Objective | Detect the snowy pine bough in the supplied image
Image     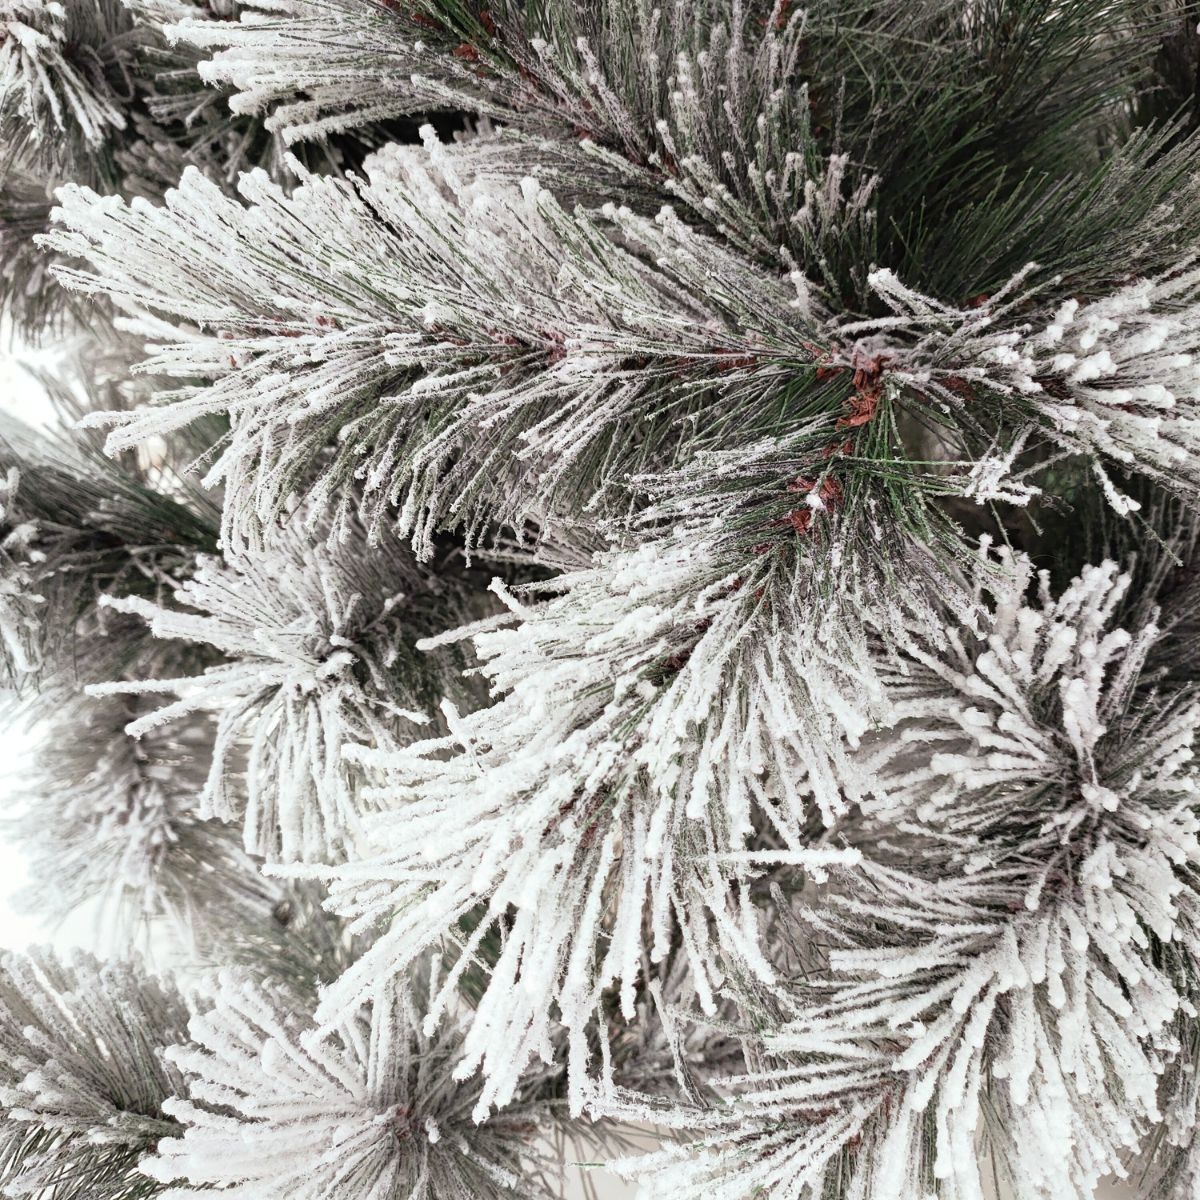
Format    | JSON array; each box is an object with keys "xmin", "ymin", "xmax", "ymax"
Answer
[{"xmin": 6, "ymin": 2, "xmax": 1200, "ymax": 1198}]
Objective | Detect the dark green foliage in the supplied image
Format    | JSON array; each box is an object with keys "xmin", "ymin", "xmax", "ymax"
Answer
[{"xmin": 0, "ymin": 401, "xmax": 219, "ymax": 693}]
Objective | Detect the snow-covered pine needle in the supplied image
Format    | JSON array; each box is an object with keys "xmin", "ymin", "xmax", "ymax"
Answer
[
  {"xmin": 0, "ymin": 947, "xmax": 190, "ymax": 1200},
  {"xmin": 144, "ymin": 968, "xmax": 575, "ymax": 1200},
  {"xmin": 86, "ymin": 518, "xmax": 472, "ymax": 862},
  {"xmin": 614, "ymin": 548, "xmax": 1200, "ymax": 1197},
  {"xmin": 42, "ymin": 135, "xmax": 824, "ymax": 558},
  {"xmin": 6, "ymin": 693, "xmax": 272, "ymax": 952}
]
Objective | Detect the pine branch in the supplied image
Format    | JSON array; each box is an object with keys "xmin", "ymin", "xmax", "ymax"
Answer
[
  {"xmin": 0, "ymin": 0, "xmax": 132, "ymax": 172},
  {"xmin": 43, "ymin": 139, "xmax": 840, "ymax": 556},
  {"xmin": 5, "ymin": 693, "xmax": 273, "ymax": 954},
  {"xmin": 0, "ymin": 405, "xmax": 219, "ymax": 696},
  {"xmin": 0, "ymin": 948, "xmax": 190, "ymax": 1200},
  {"xmin": 612, "ymin": 548, "xmax": 1200, "ymax": 1197},
  {"xmin": 87, "ymin": 514, "xmax": 484, "ymax": 861},
  {"xmin": 835, "ymin": 260, "xmax": 1200, "ymax": 518},
  {"xmin": 310, "ymin": 466, "xmax": 977, "ymax": 1113},
  {"xmin": 216, "ymin": 879, "xmax": 366, "ymax": 1004},
  {"xmin": 177, "ymin": 0, "xmax": 879, "ymax": 281},
  {"xmin": 144, "ymin": 966, "xmax": 588, "ymax": 1199},
  {"xmin": 0, "ymin": 0, "xmax": 351, "ymax": 340}
]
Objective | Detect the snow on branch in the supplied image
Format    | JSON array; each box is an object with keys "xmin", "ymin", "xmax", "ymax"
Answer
[
  {"xmin": 86, "ymin": 518, "xmax": 473, "ymax": 862},
  {"xmin": 853, "ymin": 263, "xmax": 1200, "ymax": 514},
  {"xmin": 7, "ymin": 693, "xmax": 272, "ymax": 951},
  {"xmin": 145, "ymin": 967, "xmax": 575, "ymax": 1200},
  {"xmin": 0, "ymin": 948, "xmax": 190, "ymax": 1199},
  {"xmin": 311, "ymin": 501, "xmax": 948, "ymax": 1114},
  {"xmin": 174, "ymin": 0, "xmax": 874, "ymax": 275},
  {"xmin": 0, "ymin": 467, "xmax": 44, "ymax": 678},
  {"xmin": 0, "ymin": 0, "xmax": 128, "ymax": 155},
  {"xmin": 0, "ymin": 413, "xmax": 221, "ymax": 698},
  {"xmin": 616, "ymin": 548, "xmax": 1200, "ymax": 1196},
  {"xmin": 43, "ymin": 135, "xmax": 824, "ymax": 557}
]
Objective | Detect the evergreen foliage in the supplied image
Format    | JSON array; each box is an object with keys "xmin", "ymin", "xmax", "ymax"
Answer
[
  {"xmin": 0, "ymin": 948, "xmax": 189, "ymax": 1200},
  {"xmin": 4, "ymin": 2, "xmax": 1200, "ymax": 1198}
]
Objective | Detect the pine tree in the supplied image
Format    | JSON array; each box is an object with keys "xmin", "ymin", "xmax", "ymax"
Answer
[{"xmin": 4, "ymin": 2, "xmax": 1200, "ymax": 1198}]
